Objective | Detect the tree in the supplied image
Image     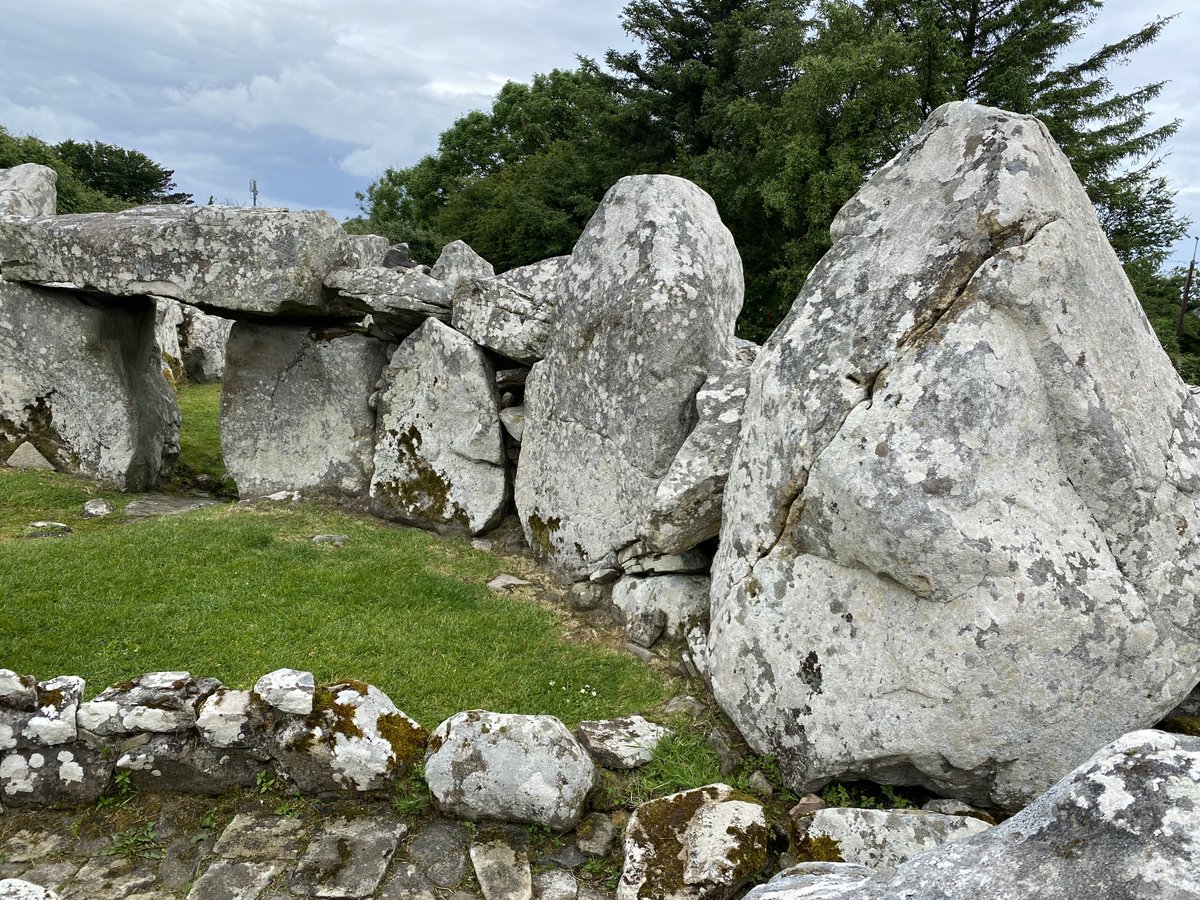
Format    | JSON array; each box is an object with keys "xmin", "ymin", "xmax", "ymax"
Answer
[
  {"xmin": 349, "ymin": 68, "xmax": 647, "ymax": 265},
  {"xmin": 351, "ymin": 0, "xmax": 1188, "ymax": 356},
  {"xmin": 0, "ymin": 126, "xmax": 124, "ymax": 213},
  {"xmin": 55, "ymin": 139, "xmax": 192, "ymax": 205},
  {"xmin": 867, "ymin": 0, "xmax": 1187, "ymax": 268}
]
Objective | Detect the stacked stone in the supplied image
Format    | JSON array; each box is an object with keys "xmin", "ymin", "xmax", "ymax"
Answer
[{"xmin": 0, "ymin": 668, "xmax": 425, "ymax": 806}]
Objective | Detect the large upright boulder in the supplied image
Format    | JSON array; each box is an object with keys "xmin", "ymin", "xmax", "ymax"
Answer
[
  {"xmin": 221, "ymin": 323, "xmax": 387, "ymax": 498},
  {"xmin": 0, "ymin": 280, "xmax": 179, "ymax": 490},
  {"xmin": 370, "ymin": 318, "xmax": 508, "ymax": 535},
  {"xmin": 0, "ymin": 205, "xmax": 355, "ymax": 319},
  {"xmin": 707, "ymin": 102, "xmax": 1200, "ymax": 810},
  {"xmin": 0, "ymin": 164, "xmax": 56, "ymax": 216},
  {"xmin": 747, "ymin": 731, "xmax": 1200, "ymax": 899},
  {"xmin": 515, "ymin": 175, "xmax": 743, "ymax": 578}
]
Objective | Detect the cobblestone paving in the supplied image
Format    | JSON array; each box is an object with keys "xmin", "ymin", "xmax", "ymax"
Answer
[{"xmin": 0, "ymin": 791, "xmax": 620, "ymax": 899}]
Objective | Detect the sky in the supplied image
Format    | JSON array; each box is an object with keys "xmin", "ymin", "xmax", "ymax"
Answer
[{"xmin": 0, "ymin": 0, "xmax": 1197, "ymax": 269}]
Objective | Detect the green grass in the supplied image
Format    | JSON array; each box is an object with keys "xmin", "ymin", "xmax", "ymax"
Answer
[
  {"xmin": 171, "ymin": 382, "xmax": 233, "ymax": 493},
  {"xmin": 0, "ymin": 382, "xmax": 674, "ymax": 730}
]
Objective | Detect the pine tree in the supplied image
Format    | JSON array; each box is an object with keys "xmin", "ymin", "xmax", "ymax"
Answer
[{"xmin": 869, "ymin": 0, "xmax": 1187, "ymax": 267}]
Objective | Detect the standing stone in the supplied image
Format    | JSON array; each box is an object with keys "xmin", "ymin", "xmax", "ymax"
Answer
[
  {"xmin": 0, "ymin": 164, "xmax": 56, "ymax": 216},
  {"xmin": 179, "ymin": 307, "xmax": 232, "ymax": 383},
  {"xmin": 370, "ymin": 318, "xmax": 508, "ymax": 535},
  {"xmin": 515, "ymin": 175, "xmax": 744, "ymax": 578},
  {"xmin": 0, "ymin": 281, "xmax": 179, "ymax": 491},
  {"xmin": 707, "ymin": 102, "xmax": 1200, "ymax": 810},
  {"xmin": 221, "ymin": 323, "xmax": 387, "ymax": 499},
  {"xmin": 644, "ymin": 359, "xmax": 754, "ymax": 555},
  {"xmin": 155, "ymin": 298, "xmax": 186, "ymax": 382},
  {"xmin": 431, "ymin": 240, "xmax": 494, "ymax": 287},
  {"xmin": 0, "ymin": 205, "xmax": 356, "ymax": 319}
]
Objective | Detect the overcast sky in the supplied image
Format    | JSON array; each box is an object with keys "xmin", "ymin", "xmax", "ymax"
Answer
[{"xmin": 0, "ymin": 0, "xmax": 1196, "ymax": 269}]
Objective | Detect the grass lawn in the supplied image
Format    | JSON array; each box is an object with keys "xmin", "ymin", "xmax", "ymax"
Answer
[{"xmin": 0, "ymin": 384, "xmax": 675, "ymax": 731}]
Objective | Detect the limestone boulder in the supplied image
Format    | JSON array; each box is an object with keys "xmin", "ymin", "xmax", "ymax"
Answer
[
  {"xmin": 325, "ymin": 266, "xmax": 453, "ymax": 338},
  {"xmin": 644, "ymin": 360, "xmax": 753, "ymax": 555},
  {"xmin": 425, "ymin": 711, "xmax": 596, "ymax": 831},
  {"xmin": 0, "ymin": 164, "xmax": 56, "ymax": 216},
  {"xmin": 516, "ymin": 175, "xmax": 744, "ymax": 579},
  {"xmin": 77, "ymin": 672, "xmax": 221, "ymax": 736},
  {"xmin": 0, "ymin": 205, "xmax": 356, "ymax": 319},
  {"xmin": 430, "ymin": 240, "xmax": 494, "ymax": 287},
  {"xmin": 747, "ymin": 731, "xmax": 1200, "ymax": 899},
  {"xmin": 179, "ymin": 306, "xmax": 232, "ymax": 383},
  {"xmin": 115, "ymin": 735, "xmax": 263, "ymax": 794},
  {"xmin": 370, "ymin": 318, "xmax": 508, "ymax": 535},
  {"xmin": 707, "ymin": 102, "xmax": 1200, "ymax": 810},
  {"xmin": 272, "ymin": 681, "xmax": 427, "ymax": 793},
  {"xmin": 0, "ymin": 675, "xmax": 82, "ymax": 751},
  {"xmin": 451, "ymin": 256, "xmax": 569, "ymax": 364},
  {"xmin": 347, "ymin": 233, "xmax": 391, "ymax": 268},
  {"xmin": 612, "ymin": 575, "xmax": 710, "ymax": 642},
  {"xmin": 221, "ymin": 323, "xmax": 387, "ymax": 499},
  {"xmin": 451, "ymin": 277, "xmax": 552, "ymax": 365},
  {"xmin": 0, "ymin": 880, "xmax": 59, "ymax": 900},
  {"xmin": 0, "ymin": 281, "xmax": 179, "ymax": 490},
  {"xmin": 618, "ymin": 784, "xmax": 769, "ymax": 900},
  {"xmin": 382, "ymin": 243, "xmax": 416, "ymax": 269},
  {"xmin": 790, "ymin": 808, "xmax": 990, "ymax": 870},
  {"xmin": 155, "ymin": 298, "xmax": 185, "ymax": 381},
  {"xmin": 0, "ymin": 742, "xmax": 113, "ymax": 807},
  {"xmin": 575, "ymin": 716, "xmax": 672, "ymax": 769}
]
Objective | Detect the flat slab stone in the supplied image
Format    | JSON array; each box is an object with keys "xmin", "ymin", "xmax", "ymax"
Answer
[
  {"xmin": 0, "ymin": 205, "xmax": 356, "ymax": 320},
  {"xmin": 469, "ymin": 829, "xmax": 531, "ymax": 900},
  {"xmin": 213, "ymin": 814, "xmax": 308, "ymax": 862},
  {"xmin": 405, "ymin": 820, "xmax": 470, "ymax": 890},
  {"xmin": 62, "ymin": 857, "xmax": 157, "ymax": 900},
  {"xmin": 292, "ymin": 817, "xmax": 406, "ymax": 897},
  {"xmin": 186, "ymin": 861, "xmax": 282, "ymax": 900},
  {"xmin": 123, "ymin": 495, "xmax": 218, "ymax": 518},
  {"xmin": 0, "ymin": 831, "xmax": 70, "ymax": 865},
  {"xmin": 221, "ymin": 323, "xmax": 387, "ymax": 500},
  {"xmin": 378, "ymin": 864, "xmax": 438, "ymax": 900}
]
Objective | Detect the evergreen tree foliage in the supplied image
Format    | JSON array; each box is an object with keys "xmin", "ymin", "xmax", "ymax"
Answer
[
  {"xmin": 0, "ymin": 126, "xmax": 190, "ymax": 212},
  {"xmin": 351, "ymin": 0, "xmax": 1189, "ymax": 361},
  {"xmin": 55, "ymin": 139, "xmax": 192, "ymax": 206}
]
